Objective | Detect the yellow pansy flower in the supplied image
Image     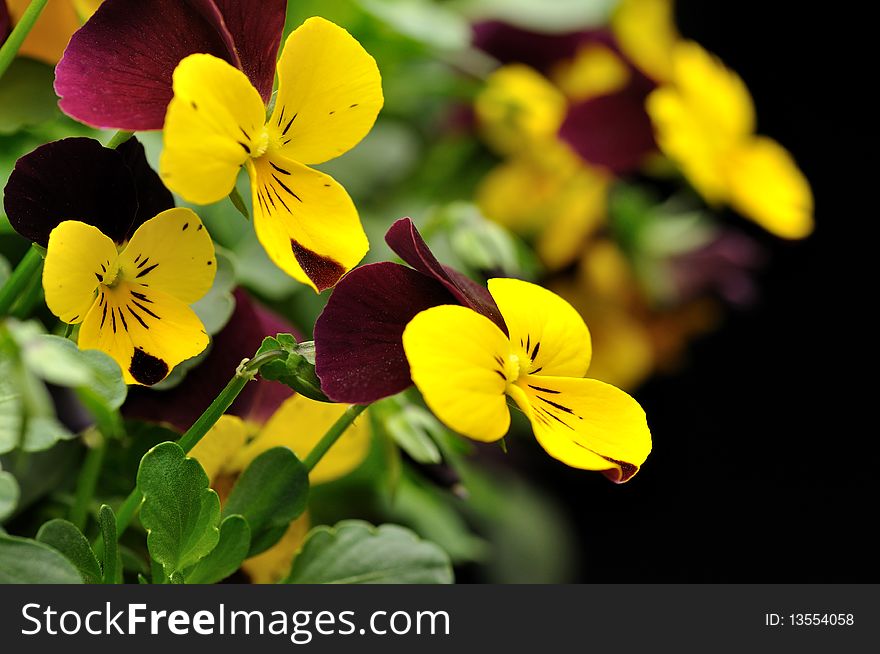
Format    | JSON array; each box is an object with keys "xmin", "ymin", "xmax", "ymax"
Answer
[
  {"xmin": 402, "ymin": 278, "xmax": 651, "ymax": 482},
  {"xmin": 189, "ymin": 394, "xmax": 372, "ymax": 583},
  {"xmin": 160, "ymin": 17, "xmax": 383, "ymax": 292},
  {"xmin": 43, "ymin": 209, "xmax": 215, "ymax": 386},
  {"xmin": 647, "ymin": 41, "xmax": 813, "ymax": 239},
  {"xmin": 611, "ymin": 0, "xmax": 679, "ymax": 83}
]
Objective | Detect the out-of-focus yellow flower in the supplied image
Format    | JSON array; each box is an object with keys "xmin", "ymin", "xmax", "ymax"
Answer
[
  {"xmin": 189, "ymin": 394, "xmax": 372, "ymax": 582},
  {"xmin": 551, "ymin": 43, "xmax": 631, "ymax": 102},
  {"xmin": 612, "ymin": 0, "xmax": 679, "ymax": 82},
  {"xmin": 7, "ymin": 0, "xmax": 99, "ymax": 65},
  {"xmin": 475, "ymin": 64, "xmax": 566, "ymax": 155},
  {"xmin": 647, "ymin": 41, "xmax": 813, "ymax": 239}
]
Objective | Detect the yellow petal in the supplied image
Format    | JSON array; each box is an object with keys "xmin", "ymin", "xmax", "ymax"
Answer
[
  {"xmin": 726, "ymin": 137, "xmax": 814, "ymax": 239},
  {"xmin": 231, "ymin": 395, "xmax": 371, "ymax": 485},
  {"xmin": 487, "ymin": 278, "xmax": 591, "ymax": 378},
  {"xmin": 611, "ymin": 0, "xmax": 678, "ymax": 83},
  {"xmin": 117, "ymin": 208, "xmax": 216, "ymax": 303},
  {"xmin": 513, "ymin": 375, "xmax": 651, "ymax": 481},
  {"xmin": 10, "ymin": 0, "xmax": 82, "ymax": 65},
  {"xmin": 248, "ymin": 154, "xmax": 368, "ymax": 292},
  {"xmin": 475, "ymin": 64, "xmax": 567, "ymax": 155},
  {"xmin": 160, "ymin": 54, "xmax": 267, "ymax": 205},
  {"xmin": 242, "ymin": 514, "xmax": 310, "ymax": 584},
  {"xmin": 78, "ymin": 283, "xmax": 209, "ymax": 386},
  {"xmin": 402, "ymin": 305, "xmax": 511, "ymax": 443},
  {"xmin": 551, "ymin": 43, "xmax": 630, "ymax": 102},
  {"xmin": 43, "ymin": 220, "xmax": 118, "ymax": 324},
  {"xmin": 189, "ymin": 415, "xmax": 249, "ymax": 485},
  {"xmin": 268, "ymin": 17, "xmax": 383, "ymax": 166}
]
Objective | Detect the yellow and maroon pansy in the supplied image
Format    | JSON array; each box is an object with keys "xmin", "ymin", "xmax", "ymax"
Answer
[
  {"xmin": 402, "ymin": 278, "xmax": 651, "ymax": 482},
  {"xmin": 160, "ymin": 17, "xmax": 384, "ymax": 292},
  {"xmin": 3, "ymin": 137, "xmax": 215, "ymax": 386}
]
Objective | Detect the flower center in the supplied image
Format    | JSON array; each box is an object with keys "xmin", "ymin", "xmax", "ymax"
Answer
[
  {"xmin": 251, "ymin": 128, "xmax": 270, "ymax": 159},
  {"xmin": 504, "ymin": 351, "xmax": 526, "ymax": 384}
]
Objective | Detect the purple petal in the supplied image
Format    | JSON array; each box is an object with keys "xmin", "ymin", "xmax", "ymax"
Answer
[
  {"xmin": 385, "ymin": 218, "xmax": 507, "ymax": 333},
  {"xmin": 3, "ymin": 137, "xmax": 137, "ymax": 246},
  {"xmin": 124, "ymin": 289, "xmax": 297, "ymax": 432},
  {"xmin": 116, "ymin": 137, "xmax": 175, "ymax": 234},
  {"xmin": 1, "ymin": 3, "xmax": 11, "ymax": 46},
  {"xmin": 314, "ymin": 262, "xmax": 458, "ymax": 403},
  {"xmin": 54, "ymin": 0, "xmax": 281, "ymax": 130},
  {"xmin": 209, "ymin": 0, "xmax": 285, "ymax": 104},
  {"xmin": 558, "ymin": 88, "xmax": 657, "ymax": 174},
  {"xmin": 472, "ymin": 21, "xmax": 588, "ymax": 73}
]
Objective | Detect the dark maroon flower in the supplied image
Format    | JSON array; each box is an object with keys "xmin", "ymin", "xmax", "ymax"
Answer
[
  {"xmin": 314, "ymin": 218, "xmax": 506, "ymax": 404},
  {"xmin": 1, "ymin": 3, "xmax": 10, "ymax": 46},
  {"xmin": 473, "ymin": 21, "xmax": 657, "ymax": 174},
  {"xmin": 3, "ymin": 136, "xmax": 173, "ymax": 247},
  {"xmin": 54, "ymin": 0, "xmax": 286, "ymax": 130},
  {"xmin": 124, "ymin": 288, "xmax": 297, "ymax": 432}
]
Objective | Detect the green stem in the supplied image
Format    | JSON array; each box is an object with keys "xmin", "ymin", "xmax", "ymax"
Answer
[
  {"xmin": 70, "ymin": 435, "xmax": 107, "ymax": 531},
  {"xmin": 303, "ymin": 404, "xmax": 369, "ymax": 472},
  {"xmin": 0, "ymin": 247, "xmax": 43, "ymax": 316},
  {"xmin": 113, "ymin": 348, "xmax": 286, "ymax": 537},
  {"xmin": 106, "ymin": 131, "xmax": 134, "ymax": 149},
  {"xmin": 0, "ymin": 0, "xmax": 49, "ymax": 80}
]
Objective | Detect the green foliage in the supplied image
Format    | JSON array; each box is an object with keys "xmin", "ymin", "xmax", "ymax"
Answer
[
  {"xmin": 0, "ymin": 463, "xmax": 19, "ymax": 522},
  {"xmin": 98, "ymin": 504, "xmax": 119, "ymax": 584},
  {"xmin": 36, "ymin": 519, "xmax": 103, "ymax": 584},
  {"xmin": 184, "ymin": 515, "xmax": 250, "ymax": 584},
  {"xmin": 257, "ymin": 334, "xmax": 329, "ymax": 401},
  {"xmin": 359, "ymin": 0, "xmax": 470, "ymax": 51},
  {"xmin": 374, "ymin": 397, "xmax": 443, "ymax": 464},
  {"xmin": 0, "ymin": 533, "xmax": 83, "ymax": 583},
  {"xmin": 223, "ymin": 447, "xmax": 309, "ymax": 556},
  {"xmin": 452, "ymin": 0, "xmax": 616, "ymax": 32},
  {"xmin": 136, "ymin": 442, "xmax": 221, "ymax": 580},
  {"xmin": 284, "ymin": 520, "xmax": 453, "ymax": 584},
  {"xmin": 0, "ymin": 58, "xmax": 60, "ymax": 135}
]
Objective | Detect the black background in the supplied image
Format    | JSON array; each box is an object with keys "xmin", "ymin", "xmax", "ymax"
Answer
[{"xmin": 520, "ymin": 1, "xmax": 869, "ymax": 582}]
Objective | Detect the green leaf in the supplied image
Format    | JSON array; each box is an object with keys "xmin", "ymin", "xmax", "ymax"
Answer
[
  {"xmin": 257, "ymin": 334, "xmax": 329, "ymax": 402},
  {"xmin": 137, "ymin": 442, "xmax": 221, "ymax": 579},
  {"xmin": 0, "ymin": 254, "xmax": 10, "ymax": 287},
  {"xmin": 284, "ymin": 520, "xmax": 453, "ymax": 584},
  {"xmin": 22, "ymin": 415, "xmax": 76, "ymax": 452},
  {"xmin": 36, "ymin": 519, "xmax": 102, "ymax": 584},
  {"xmin": 452, "ymin": 0, "xmax": 616, "ymax": 32},
  {"xmin": 359, "ymin": 0, "xmax": 470, "ymax": 51},
  {"xmin": 377, "ymin": 399, "xmax": 443, "ymax": 465},
  {"xmin": 37, "ymin": 335, "xmax": 127, "ymax": 412},
  {"xmin": 185, "ymin": 515, "xmax": 250, "ymax": 584},
  {"xmin": 0, "ymin": 467, "xmax": 19, "ymax": 522},
  {"xmin": 190, "ymin": 249, "xmax": 237, "ymax": 336},
  {"xmin": 0, "ymin": 58, "xmax": 60, "ymax": 134},
  {"xmin": 223, "ymin": 447, "xmax": 308, "ymax": 556},
  {"xmin": 0, "ymin": 534, "xmax": 83, "ymax": 583},
  {"xmin": 98, "ymin": 504, "xmax": 118, "ymax": 584}
]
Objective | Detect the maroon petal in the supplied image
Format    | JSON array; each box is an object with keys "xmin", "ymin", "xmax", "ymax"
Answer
[
  {"xmin": 1, "ymin": 2, "xmax": 11, "ymax": 45},
  {"xmin": 314, "ymin": 262, "xmax": 458, "ymax": 404},
  {"xmin": 3, "ymin": 137, "xmax": 137, "ymax": 246},
  {"xmin": 116, "ymin": 137, "xmax": 175, "ymax": 236},
  {"xmin": 124, "ymin": 289, "xmax": 297, "ymax": 432},
  {"xmin": 472, "ymin": 21, "xmax": 587, "ymax": 73},
  {"xmin": 385, "ymin": 218, "xmax": 507, "ymax": 333},
  {"xmin": 54, "ymin": 0, "xmax": 282, "ymax": 130},
  {"xmin": 558, "ymin": 89, "xmax": 657, "ymax": 174},
  {"xmin": 209, "ymin": 0, "xmax": 285, "ymax": 104}
]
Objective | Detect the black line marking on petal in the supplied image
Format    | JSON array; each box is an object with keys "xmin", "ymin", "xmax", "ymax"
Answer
[
  {"xmin": 70, "ymin": 315, "xmax": 78, "ymax": 322},
  {"xmin": 270, "ymin": 161, "xmax": 291, "ymax": 175},
  {"xmin": 100, "ymin": 263, "xmax": 106, "ymax": 273},
  {"xmin": 536, "ymin": 395, "xmax": 578, "ymax": 417},
  {"xmin": 136, "ymin": 257, "xmax": 150, "ymax": 269},
  {"xmin": 350, "ymin": 103, "xmax": 358, "ymax": 108},
  {"xmin": 531, "ymin": 367, "xmax": 543, "ymax": 374},
  {"xmin": 127, "ymin": 305, "xmax": 149, "ymax": 329},
  {"xmin": 182, "ymin": 222, "xmax": 189, "ymax": 231},
  {"xmin": 263, "ymin": 184, "xmax": 277, "ymax": 210},
  {"xmin": 277, "ymin": 105, "xmax": 285, "ymax": 126},
  {"xmin": 95, "ymin": 273, "xmax": 103, "ymax": 282},
  {"xmin": 134, "ymin": 254, "xmax": 141, "ymax": 264},
  {"xmin": 536, "ymin": 405, "xmax": 573, "ymax": 430},
  {"xmin": 271, "ymin": 185, "xmax": 291, "ymax": 212},
  {"xmin": 132, "ymin": 300, "xmax": 160, "ymax": 320},
  {"xmin": 494, "ymin": 370, "xmax": 506, "ymax": 381},
  {"xmin": 323, "ymin": 183, "xmax": 330, "ymax": 188},
  {"xmin": 111, "ymin": 308, "xmax": 117, "ymax": 334},
  {"xmin": 191, "ymin": 101, "xmax": 198, "ymax": 110},
  {"xmin": 197, "ymin": 224, "xmax": 203, "ymax": 231},
  {"xmin": 526, "ymin": 334, "xmax": 530, "ymax": 353},
  {"xmin": 272, "ymin": 174, "xmax": 302, "ymax": 202},
  {"xmin": 131, "ymin": 291, "xmax": 152, "ymax": 303},
  {"xmin": 99, "ymin": 292, "xmax": 105, "ymax": 306},
  {"xmin": 530, "ymin": 341, "xmax": 541, "ymax": 360},
  {"xmin": 100, "ymin": 303, "xmax": 108, "ymax": 328},
  {"xmin": 282, "ymin": 113, "xmax": 297, "ymax": 135},
  {"xmin": 329, "ymin": 110, "xmax": 335, "ymax": 115},
  {"xmin": 238, "ymin": 141, "xmax": 251, "ymax": 154},
  {"xmin": 239, "ymin": 126, "xmax": 251, "ymax": 141},
  {"xmin": 528, "ymin": 384, "xmax": 560, "ymax": 394},
  {"xmin": 118, "ymin": 308, "xmax": 129, "ymax": 332},
  {"xmin": 129, "ymin": 348, "xmax": 169, "ymax": 386},
  {"xmin": 136, "ymin": 263, "xmax": 159, "ymax": 278}
]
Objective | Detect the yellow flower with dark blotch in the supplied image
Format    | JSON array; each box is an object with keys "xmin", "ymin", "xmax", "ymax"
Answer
[
  {"xmin": 647, "ymin": 41, "xmax": 813, "ymax": 239},
  {"xmin": 402, "ymin": 278, "xmax": 651, "ymax": 482},
  {"xmin": 160, "ymin": 17, "xmax": 383, "ymax": 292},
  {"xmin": 44, "ymin": 209, "xmax": 215, "ymax": 386}
]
